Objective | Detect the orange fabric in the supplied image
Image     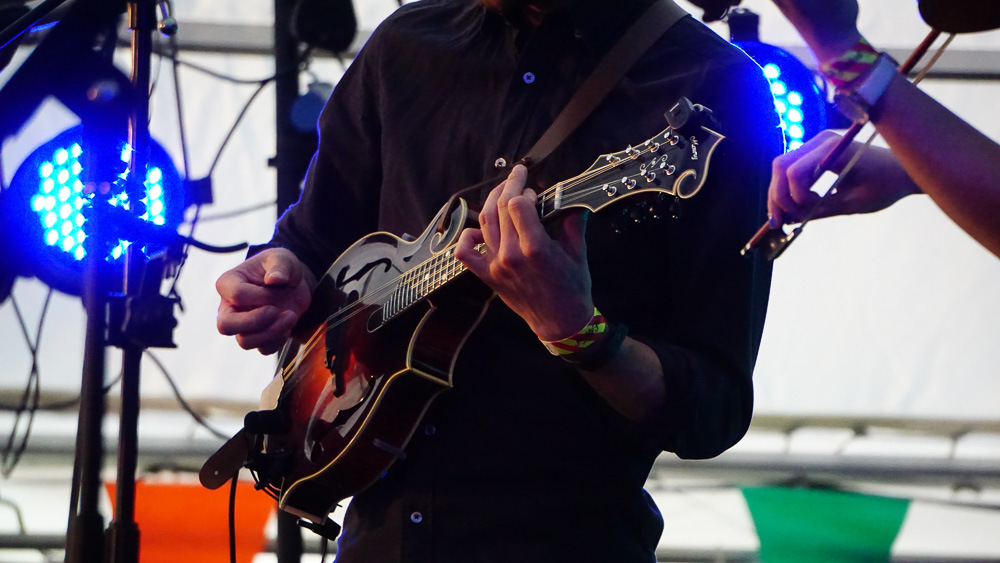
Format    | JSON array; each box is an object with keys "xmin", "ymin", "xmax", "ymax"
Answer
[{"xmin": 106, "ymin": 480, "xmax": 274, "ymax": 563}]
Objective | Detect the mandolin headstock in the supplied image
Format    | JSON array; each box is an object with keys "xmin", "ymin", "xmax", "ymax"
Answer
[{"xmin": 539, "ymin": 98, "xmax": 725, "ymax": 218}]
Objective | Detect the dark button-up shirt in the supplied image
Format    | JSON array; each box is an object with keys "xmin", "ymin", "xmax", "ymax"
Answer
[{"xmin": 269, "ymin": 0, "xmax": 783, "ymax": 560}]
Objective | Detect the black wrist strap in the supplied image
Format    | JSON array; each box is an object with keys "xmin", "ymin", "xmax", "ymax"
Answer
[{"xmin": 561, "ymin": 321, "xmax": 630, "ymax": 372}]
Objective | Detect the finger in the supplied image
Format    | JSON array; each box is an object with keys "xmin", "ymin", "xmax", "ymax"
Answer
[
  {"xmin": 219, "ymin": 277, "xmax": 297, "ymax": 310},
  {"xmin": 480, "ymin": 185, "xmax": 502, "ymax": 252},
  {"xmin": 236, "ymin": 312, "xmax": 295, "ymax": 356},
  {"xmin": 496, "ymin": 164, "xmax": 528, "ymax": 208},
  {"xmin": 767, "ymin": 171, "xmax": 786, "ymax": 228},
  {"xmin": 507, "ymin": 189, "xmax": 547, "ymax": 257},
  {"xmin": 261, "ymin": 248, "xmax": 303, "ymax": 286},
  {"xmin": 257, "ymin": 338, "xmax": 288, "ymax": 357},
  {"xmin": 769, "ymin": 154, "xmax": 797, "ymax": 225},
  {"xmin": 217, "ymin": 303, "xmax": 281, "ymax": 336},
  {"xmin": 455, "ymin": 228, "xmax": 490, "ymax": 280},
  {"xmin": 770, "ymin": 147, "xmax": 822, "ymax": 223},
  {"xmin": 771, "ymin": 176, "xmax": 807, "ymax": 223},
  {"xmin": 786, "ymin": 157, "xmax": 824, "ymax": 209},
  {"xmin": 235, "ymin": 310, "xmax": 299, "ymax": 355},
  {"xmin": 497, "ymin": 165, "xmax": 528, "ymax": 257}
]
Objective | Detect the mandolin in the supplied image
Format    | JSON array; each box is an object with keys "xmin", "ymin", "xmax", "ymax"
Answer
[{"xmin": 200, "ymin": 97, "xmax": 724, "ymax": 537}]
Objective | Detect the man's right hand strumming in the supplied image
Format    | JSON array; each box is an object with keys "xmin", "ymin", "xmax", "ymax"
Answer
[{"xmin": 215, "ymin": 247, "xmax": 315, "ymax": 355}]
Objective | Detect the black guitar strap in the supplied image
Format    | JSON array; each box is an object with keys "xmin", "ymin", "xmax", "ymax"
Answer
[
  {"xmin": 438, "ymin": 0, "xmax": 689, "ymax": 230},
  {"xmin": 519, "ymin": 0, "xmax": 688, "ymax": 167}
]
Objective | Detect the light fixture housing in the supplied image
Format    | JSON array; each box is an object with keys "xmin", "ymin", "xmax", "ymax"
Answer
[
  {"xmin": 3, "ymin": 125, "xmax": 182, "ymax": 295},
  {"xmin": 735, "ymin": 41, "xmax": 828, "ymax": 151},
  {"xmin": 727, "ymin": 8, "xmax": 828, "ymax": 152}
]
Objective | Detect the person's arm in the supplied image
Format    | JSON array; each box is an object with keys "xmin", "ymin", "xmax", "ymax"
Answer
[
  {"xmin": 454, "ymin": 165, "xmax": 667, "ymax": 423},
  {"xmin": 771, "ymin": 0, "xmax": 1000, "ymax": 257},
  {"xmin": 454, "ymin": 43, "xmax": 781, "ymax": 458},
  {"xmin": 866, "ymin": 73, "xmax": 1000, "ymax": 256}
]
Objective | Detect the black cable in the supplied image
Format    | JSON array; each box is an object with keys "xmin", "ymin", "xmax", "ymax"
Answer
[
  {"xmin": 167, "ymin": 27, "xmax": 192, "ymax": 180},
  {"xmin": 0, "ymin": 496, "xmax": 42, "ymax": 559},
  {"xmin": 0, "ymin": 394, "xmax": 77, "ymax": 412},
  {"xmin": 229, "ymin": 474, "xmax": 238, "ymax": 563},
  {"xmin": 0, "ymin": 367, "xmax": 121, "ymax": 412},
  {"xmin": 161, "ymin": 32, "xmax": 302, "ymax": 301},
  {"xmin": 1, "ymin": 289, "xmax": 52, "ymax": 477},
  {"xmin": 206, "ymin": 79, "xmax": 271, "ymax": 178},
  {"xmin": 0, "ymin": 495, "xmax": 27, "ymax": 533},
  {"xmin": 158, "ymin": 43, "xmax": 312, "ymax": 86},
  {"xmin": 167, "ymin": 55, "xmax": 287, "ymax": 85},
  {"xmin": 180, "ymin": 199, "xmax": 276, "ymax": 224},
  {"xmin": 178, "ymin": 236, "xmax": 248, "ymax": 253},
  {"xmin": 148, "ymin": 35, "xmax": 162, "ymax": 106},
  {"xmin": 143, "ymin": 350, "xmax": 230, "ymax": 440},
  {"xmin": 201, "ymin": 45, "xmax": 312, "ymax": 179},
  {"xmin": 163, "ymin": 16, "xmax": 195, "ymax": 304}
]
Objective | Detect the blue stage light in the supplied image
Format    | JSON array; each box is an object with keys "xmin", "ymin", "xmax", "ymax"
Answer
[
  {"xmin": 3, "ymin": 126, "xmax": 181, "ymax": 295},
  {"xmin": 734, "ymin": 42, "xmax": 827, "ymax": 152}
]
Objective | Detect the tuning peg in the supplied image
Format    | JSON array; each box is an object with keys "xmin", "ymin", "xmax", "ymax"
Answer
[
  {"xmin": 665, "ymin": 97, "xmax": 695, "ymax": 134},
  {"xmin": 665, "ymin": 97, "xmax": 714, "ymax": 139}
]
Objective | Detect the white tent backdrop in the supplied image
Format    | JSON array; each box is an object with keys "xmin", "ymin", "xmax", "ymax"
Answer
[{"xmin": 1, "ymin": 0, "xmax": 999, "ymax": 560}]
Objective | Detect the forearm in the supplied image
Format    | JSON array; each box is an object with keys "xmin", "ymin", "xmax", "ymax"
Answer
[
  {"xmin": 871, "ymin": 74, "xmax": 1000, "ymax": 256},
  {"xmin": 575, "ymin": 334, "xmax": 753, "ymax": 459},
  {"xmin": 576, "ymin": 337, "xmax": 665, "ymax": 423},
  {"xmin": 771, "ymin": 0, "xmax": 1000, "ymax": 256}
]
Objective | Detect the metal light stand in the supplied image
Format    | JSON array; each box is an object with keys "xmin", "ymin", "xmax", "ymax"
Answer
[
  {"xmin": 3, "ymin": 2, "xmax": 235, "ymax": 560},
  {"xmin": 60, "ymin": 0, "xmax": 165, "ymax": 561},
  {"xmin": 104, "ymin": 1, "xmax": 161, "ymax": 562},
  {"xmin": 273, "ymin": 1, "xmax": 313, "ymax": 560},
  {"xmin": 0, "ymin": 3, "xmax": 140, "ymax": 562}
]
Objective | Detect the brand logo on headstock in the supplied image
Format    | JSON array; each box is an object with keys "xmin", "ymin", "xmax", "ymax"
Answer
[{"xmin": 690, "ymin": 136, "xmax": 700, "ymax": 160}]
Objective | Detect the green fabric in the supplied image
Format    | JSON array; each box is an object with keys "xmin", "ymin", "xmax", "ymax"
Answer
[{"xmin": 742, "ymin": 486, "xmax": 910, "ymax": 563}]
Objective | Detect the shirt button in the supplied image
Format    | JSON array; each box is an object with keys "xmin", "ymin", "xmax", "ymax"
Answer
[
  {"xmin": 424, "ymin": 424, "xmax": 437, "ymax": 436},
  {"xmin": 522, "ymin": 72, "xmax": 535, "ymax": 84},
  {"xmin": 494, "ymin": 158, "xmax": 507, "ymax": 169},
  {"xmin": 410, "ymin": 511, "xmax": 424, "ymax": 524}
]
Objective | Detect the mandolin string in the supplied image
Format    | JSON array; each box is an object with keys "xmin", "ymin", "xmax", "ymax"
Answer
[
  {"xmin": 319, "ymin": 138, "xmax": 669, "ymax": 334},
  {"xmin": 278, "ymin": 246, "xmax": 471, "ymax": 381},
  {"xmin": 279, "ymin": 139, "xmax": 674, "ymax": 380},
  {"xmin": 279, "ymin": 176, "xmax": 643, "ymax": 381},
  {"xmin": 538, "ymin": 140, "xmax": 676, "ymax": 208}
]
